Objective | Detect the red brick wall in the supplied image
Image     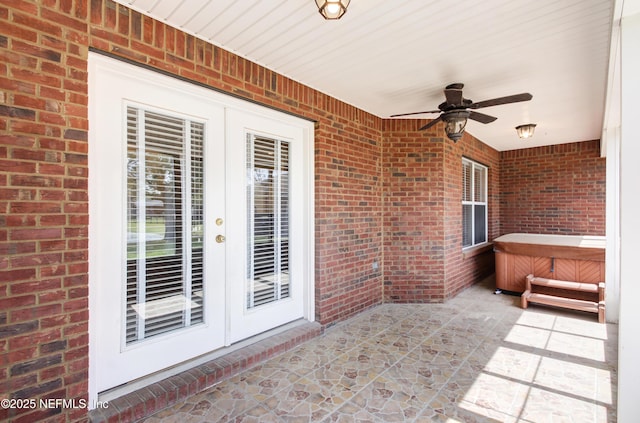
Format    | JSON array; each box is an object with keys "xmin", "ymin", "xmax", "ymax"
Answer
[
  {"xmin": 382, "ymin": 120, "xmax": 446, "ymax": 302},
  {"xmin": 1, "ymin": 1, "xmax": 384, "ymax": 421},
  {"xmin": 314, "ymin": 109, "xmax": 384, "ymax": 325},
  {"xmin": 1, "ymin": 1, "xmax": 90, "ymax": 422},
  {"xmin": 382, "ymin": 123, "xmax": 500, "ymax": 302},
  {"xmin": 500, "ymin": 140, "xmax": 606, "ymax": 235}
]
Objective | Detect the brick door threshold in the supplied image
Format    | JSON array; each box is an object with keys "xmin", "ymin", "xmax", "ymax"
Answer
[{"xmin": 89, "ymin": 321, "xmax": 322, "ymax": 423}]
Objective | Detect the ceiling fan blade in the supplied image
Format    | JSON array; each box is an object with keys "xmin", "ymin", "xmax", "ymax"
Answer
[
  {"xmin": 444, "ymin": 87, "xmax": 464, "ymax": 106},
  {"xmin": 419, "ymin": 116, "xmax": 442, "ymax": 131},
  {"xmin": 470, "ymin": 93, "xmax": 533, "ymax": 109},
  {"xmin": 468, "ymin": 111, "xmax": 497, "ymax": 124},
  {"xmin": 390, "ymin": 110, "xmax": 441, "ymax": 117}
]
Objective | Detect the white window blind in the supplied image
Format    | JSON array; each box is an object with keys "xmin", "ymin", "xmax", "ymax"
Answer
[
  {"xmin": 462, "ymin": 158, "xmax": 488, "ymax": 248},
  {"xmin": 246, "ymin": 135, "xmax": 290, "ymax": 309},
  {"xmin": 125, "ymin": 106, "xmax": 204, "ymax": 344}
]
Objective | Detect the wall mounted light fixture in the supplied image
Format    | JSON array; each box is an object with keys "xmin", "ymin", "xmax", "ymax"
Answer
[
  {"xmin": 516, "ymin": 123, "xmax": 537, "ymax": 139},
  {"xmin": 315, "ymin": 0, "xmax": 350, "ymax": 20}
]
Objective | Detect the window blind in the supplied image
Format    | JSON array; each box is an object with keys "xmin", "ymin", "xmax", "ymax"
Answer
[
  {"xmin": 474, "ymin": 165, "xmax": 486, "ymax": 202},
  {"xmin": 125, "ymin": 106, "xmax": 204, "ymax": 344},
  {"xmin": 462, "ymin": 160, "xmax": 472, "ymax": 202},
  {"xmin": 246, "ymin": 135, "xmax": 290, "ymax": 309}
]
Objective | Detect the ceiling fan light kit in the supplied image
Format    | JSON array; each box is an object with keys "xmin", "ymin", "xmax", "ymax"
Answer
[
  {"xmin": 391, "ymin": 83, "xmax": 533, "ymax": 143},
  {"xmin": 443, "ymin": 110, "xmax": 469, "ymax": 142},
  {"xmin": 315, "ymin": 0, "xmax": 350, "ymax": 20},
  {"xmin": 516, "ymin": 123, "xmax": 537, "ymax": 139}
]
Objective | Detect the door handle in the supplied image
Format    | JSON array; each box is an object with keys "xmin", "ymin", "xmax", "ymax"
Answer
[{"xmin": 216, "ymin": 235, "xmax": 225, "ymax": 243}]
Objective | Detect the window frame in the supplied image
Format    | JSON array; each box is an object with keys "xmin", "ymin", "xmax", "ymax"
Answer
[{"xmin": 462, "ymin": 158, "xmax": 488, "ymax": 249}]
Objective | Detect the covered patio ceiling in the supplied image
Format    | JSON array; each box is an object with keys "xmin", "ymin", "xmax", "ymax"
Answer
[{"xmin": 114, "ymin": 0, "xmax": 615, "ymax": 151}]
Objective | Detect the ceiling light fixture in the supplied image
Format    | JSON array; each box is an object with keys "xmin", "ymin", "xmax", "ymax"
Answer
[
  {"xmin": 315, "ymin": 0, "xmax": 350, "ymax": 20},
  {"xmin": 443, "ymin": 110, "xmax": 469, "ymax": 142},
  {"xmin": 516, "ymin": 123, "xmax": 537, "ymax": 139}
]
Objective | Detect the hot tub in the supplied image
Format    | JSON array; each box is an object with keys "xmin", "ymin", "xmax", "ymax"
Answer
[{"xmin": 493, "ymin": 233, "xmax": 606, "ymax": 293}]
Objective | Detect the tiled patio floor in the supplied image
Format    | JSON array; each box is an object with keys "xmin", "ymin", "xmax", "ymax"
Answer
[{"xmin": 142, "ymin": 277, "xmax": 618, "ymax": 422}]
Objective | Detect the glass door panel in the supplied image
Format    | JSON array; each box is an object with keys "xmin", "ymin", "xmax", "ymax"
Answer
[
  {"xmin": 125, "ymin": 107, "xmax": 204, "ymax": 344},
  {"xmin": 246, "ymin": 135, "xmax": 290, "ymax": 309}
]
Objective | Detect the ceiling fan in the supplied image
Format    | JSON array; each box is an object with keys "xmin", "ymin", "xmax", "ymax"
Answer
[{"xmin": 391, "ymin": 83, "xmax": 533, "ymax": 142}]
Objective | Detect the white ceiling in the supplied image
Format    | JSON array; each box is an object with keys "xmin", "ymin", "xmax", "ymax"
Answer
[{"xmin": 115, "ymin": 0, "xmax": 615, "ymax": 151}]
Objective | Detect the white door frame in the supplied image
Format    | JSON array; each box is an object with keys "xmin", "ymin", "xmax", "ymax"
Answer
[{"xmin": 88, "ymin": 53, "xmax": 315, "ymax": 405}]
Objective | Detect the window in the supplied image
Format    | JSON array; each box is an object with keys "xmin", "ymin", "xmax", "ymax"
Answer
[
  {"xmin": 125, "ymin": 106, "xmax": 205, "ymax": 344},
  {"xmin": 462, "ymin": 158, "xmax": 487, "ymax": 248}
]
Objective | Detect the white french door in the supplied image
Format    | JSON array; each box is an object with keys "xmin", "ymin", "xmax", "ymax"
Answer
[
  {"xmin": 89, "ymin": 54, "xmax": 314, "ymax": 398},
  {"xmin": 225, "ymin": 110, "xmax": 308, "ymax": 343},
  {"xmin": 89, "ymin": 57, "xmax": 227, "ymax": 393}
]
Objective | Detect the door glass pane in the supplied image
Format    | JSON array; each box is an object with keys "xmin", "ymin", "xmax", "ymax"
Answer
[
  {"xmin": 125, "ymin": 106, "xmax": 204, "ymax": 345},
  {"xmin": 246, "ymin": 134, "xmax": 290, "ymax": 309}
]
